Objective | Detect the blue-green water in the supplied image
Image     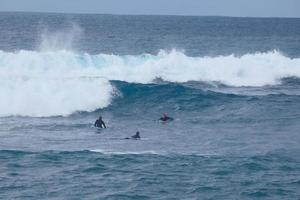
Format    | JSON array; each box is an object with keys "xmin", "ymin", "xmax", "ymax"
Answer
[
  {"xmin": 0, "ymin": 12, "xmax": 300, "ymax": 199},
  {"xmin": 1, "ymin": 150, "xmax": 299, "ymax": 199}
]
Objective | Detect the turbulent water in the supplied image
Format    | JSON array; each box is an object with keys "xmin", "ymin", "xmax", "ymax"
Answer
[{"xmin": 0, "ymin": 12, "xmax": 300, "ymax": 199}]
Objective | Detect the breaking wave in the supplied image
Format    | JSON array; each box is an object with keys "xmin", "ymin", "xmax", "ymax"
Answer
[{"xmin": 0, "ymin": 49, "xmax": 299, "ymax": 116}]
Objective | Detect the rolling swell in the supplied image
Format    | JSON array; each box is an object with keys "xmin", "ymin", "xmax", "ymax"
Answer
[
  {"xmin": 93, "ymin": 80, "xmax": 300, "ymax": 126},
  {"xmin": 106, "ymin": 81, "xmax": 242, "ymax": 112}
]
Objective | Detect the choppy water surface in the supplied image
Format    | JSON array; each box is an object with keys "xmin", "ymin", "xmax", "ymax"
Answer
[{"xmin": 0, "ymin": 12, "xmax": 300, "ymax": 199}]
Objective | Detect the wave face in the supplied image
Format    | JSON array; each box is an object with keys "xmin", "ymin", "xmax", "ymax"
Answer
[{"xmin": 0, "ymin": 49, "xmax": 300, "ymax": 116}]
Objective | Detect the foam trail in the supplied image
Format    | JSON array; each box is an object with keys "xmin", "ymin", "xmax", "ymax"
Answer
[
  {"xmin": 89, "ymin": 149, "xmax": 162, "ymax": 155},
  {"xmin": 0, "ymin": 49, "xmax": 300, "ymax": 117}
]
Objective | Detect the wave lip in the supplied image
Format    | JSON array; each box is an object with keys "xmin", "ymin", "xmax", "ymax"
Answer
[{"xmin": 1, "ymin": 49, "xmax": 300, "ymax": 117}]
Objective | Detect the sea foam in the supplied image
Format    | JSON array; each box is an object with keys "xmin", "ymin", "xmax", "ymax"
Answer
[{"xmin": 0, "ymin": 49, "xmax": 299, "ymax": 116}]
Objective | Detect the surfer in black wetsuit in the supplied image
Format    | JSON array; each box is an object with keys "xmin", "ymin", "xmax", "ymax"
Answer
[
  {"xmin": 94, "ymin": 116, "xmax": 106, "ymax": 128},
  {"xmin": 132, "ymin": 131, "xmax": 140, "ymax": 139},
  {"xmin": 159, "ymin": 113, "xmax": 174, "ymax": 122},
  {"xmin": 125, "ymin": 131, "xmax": 140, "ymax": 139}
]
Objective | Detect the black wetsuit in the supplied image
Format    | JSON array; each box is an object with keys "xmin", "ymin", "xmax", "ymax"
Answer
[
  {"xmin": 94, "ymin": 119, "xmax": 106, "ymax": 128},
  {"xmin": 132, "ymin": 133, "xmax": 140, "ymax": 139},
  {"xmin": 159, "ymin": 116, "xmax": 174, "ymax": 122},
  {"xmin": 125, "ymin": 132, "xmax": 140, "ymax": 139}
]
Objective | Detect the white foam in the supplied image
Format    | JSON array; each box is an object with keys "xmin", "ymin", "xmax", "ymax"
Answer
[
  {"xmin": 0, "ymin": 50, "xmax": 115, "ymax": 117},
  {"xmin": 0, "ymin": 49, "xmax": 300, "ymax": 116},
  {"xmin": 88, "ymin": 149, "xmax": 218, "ymax": 156},
  {"xmin": 89, "ymin": 149, "xmax": 161, "ymax": 155},
  {"xmin": 99, "ymin": 49, "xmax": 299, "ymax": 86}
]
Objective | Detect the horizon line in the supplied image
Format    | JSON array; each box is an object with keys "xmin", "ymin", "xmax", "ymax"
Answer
[{"xmin": 0, "ymin": 10, "xmax": 299, "ymax": 19}]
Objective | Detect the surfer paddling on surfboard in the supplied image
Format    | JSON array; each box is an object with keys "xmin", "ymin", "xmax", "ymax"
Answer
[
  {"xmin": 159, "ymin": 113, "xmax": 174, "ymax": 122},
  {"xmin": 125, "ymin": 131, "xmax": 141, "ymax": 140}
]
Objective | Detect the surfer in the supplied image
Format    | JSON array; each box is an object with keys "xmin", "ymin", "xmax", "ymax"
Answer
[
  {"xmin": 159, "ymin": 113, "xmax": 174, "ymax": 122},
  {"xmin": 94, "ymin": 116, "xmax": 106, "ymax": 128},
  {"xmin": 125, "ymin": 131, "xmax": 141, "ymax": 139}
]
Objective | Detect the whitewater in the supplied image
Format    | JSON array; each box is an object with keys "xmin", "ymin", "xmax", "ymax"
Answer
[{"xmin": 1, "ymin": 49, "xmax": 300, "ymax": 117}]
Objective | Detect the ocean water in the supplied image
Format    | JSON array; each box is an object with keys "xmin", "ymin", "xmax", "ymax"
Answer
[{"xmin": 0, "ymin": 12, "xmax": 300, "ymax": 199}]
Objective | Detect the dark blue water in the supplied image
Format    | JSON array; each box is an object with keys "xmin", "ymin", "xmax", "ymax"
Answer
[
  {"xmin": 1, "ymin": 150, "xmax": 299, "ymax": 199},
  {"xmin": 0, "ymin": 12, "xmax": 300, "ymax": 199}
]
